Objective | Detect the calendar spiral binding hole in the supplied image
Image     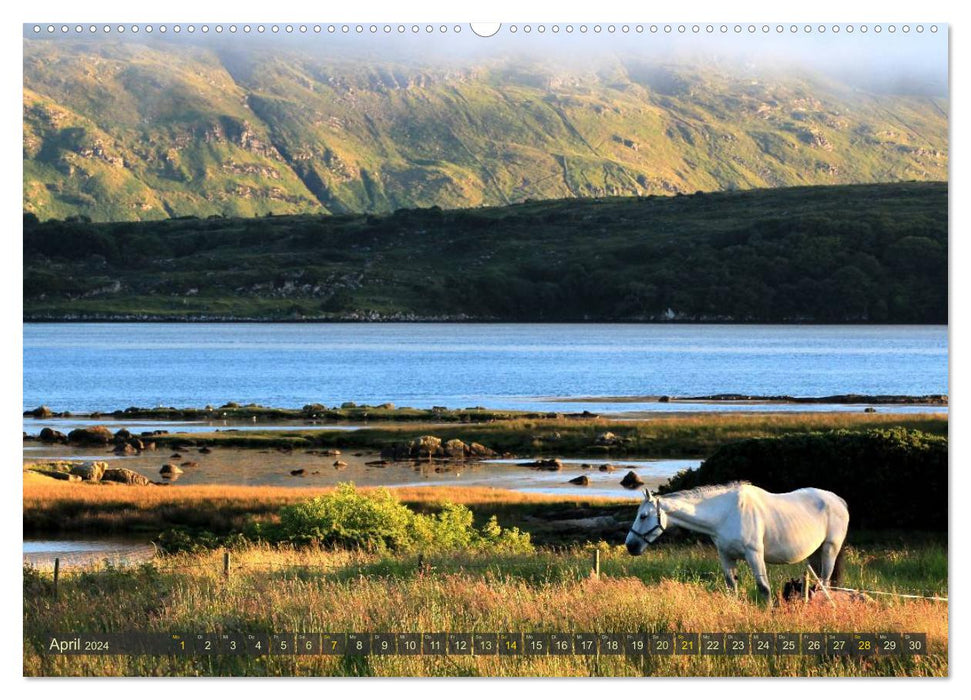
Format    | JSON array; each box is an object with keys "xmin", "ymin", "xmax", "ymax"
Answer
[{"xmin": 31, "ymin": 23, "xmax": 940, "ymax": 37}]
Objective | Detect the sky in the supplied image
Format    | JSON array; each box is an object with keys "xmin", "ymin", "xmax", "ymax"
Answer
[{"xmin": 23, "ymin": 23, "xmax": 949, "ymax": 97}]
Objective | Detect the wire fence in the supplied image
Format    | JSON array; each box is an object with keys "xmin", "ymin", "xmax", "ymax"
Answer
[{"xmin": 32, "ymin": 550, "xmax": 948, "ymax": 603}]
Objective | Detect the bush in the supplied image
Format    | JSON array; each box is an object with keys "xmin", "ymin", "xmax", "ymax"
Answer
[
  {"xmin": 660, "ymin": 429, "xmax": 946, "ymax": 531},
  {"xmin": 272, "ymin": 483, "xmax": 533, "ymax": 553}
]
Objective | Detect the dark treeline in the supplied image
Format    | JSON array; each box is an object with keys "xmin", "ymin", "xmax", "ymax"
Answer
[{"xmin": 23, "ymin": 182, "xmax": 947, "ymax": 323}]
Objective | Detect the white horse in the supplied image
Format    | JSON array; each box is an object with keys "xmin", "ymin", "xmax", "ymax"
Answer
[{"xmin": 625, "ymin": 482, "xmax": 849, "ymax": 598}]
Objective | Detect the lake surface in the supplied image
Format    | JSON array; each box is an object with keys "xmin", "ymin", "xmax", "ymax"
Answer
[
  {"xmin": 23, "ymin": 323, "xmax": 948, "ymax": 414},
  {"xmin": 23, "ymin": 536, "xmax": 156, "ymax": 569},
  {"xmin": 25, "ymin": 442, "xmax": 693, "ymax": 495}
]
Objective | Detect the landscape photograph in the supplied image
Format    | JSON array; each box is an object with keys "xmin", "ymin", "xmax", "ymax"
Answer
[{"xmin": 22, "ymin": 22, "xmax": 948, "ymax": 678}]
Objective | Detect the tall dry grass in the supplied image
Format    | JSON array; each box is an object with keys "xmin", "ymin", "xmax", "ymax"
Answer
[{"xmin": 24, "ymin": 544, "xmax": 947, "ymax": 677}]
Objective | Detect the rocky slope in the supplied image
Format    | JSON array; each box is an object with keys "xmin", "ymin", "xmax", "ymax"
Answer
[{"xmin": 23, "ymin": 37, "xmax": 948, "ymax": 221}]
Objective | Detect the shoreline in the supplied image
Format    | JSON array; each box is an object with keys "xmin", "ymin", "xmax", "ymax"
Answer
[
  {"xmin": 547, "ymin": 393, "xmax": 949, "ymax": 406},
  {"xmin": 22, "ymin": 316, "xmax": 951, "ymax": 324},
  {"xmin": 23, "ymin": 394, "xmax": 950, "ymax": 421},
  {"xmin": 22, "ymin": 412, "xmax": 949, "ymax": 459}
]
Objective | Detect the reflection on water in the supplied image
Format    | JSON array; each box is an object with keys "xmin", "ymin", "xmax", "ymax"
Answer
[{"xmin": 25, "ymin": 443, "xmax": 696, "ymax": 494}]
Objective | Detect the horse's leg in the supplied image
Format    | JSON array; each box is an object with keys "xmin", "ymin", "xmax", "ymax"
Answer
[
  {"xmin": 818, "ymin": 541, "xmax": 840, "ymax": 585},
  {"xmin": 743, "ymin": 547, "xmax": 771, "ymax": 601},
  {"xmin": 718, "ymin": 550, "xmax": 738, "ymax": 594}
]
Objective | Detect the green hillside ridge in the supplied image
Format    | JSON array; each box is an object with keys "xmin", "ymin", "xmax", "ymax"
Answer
[
  {"xmin": 24, "ymin": 182, "xmax": 946, "ymax": 323},
  {"xmin": 23, "ymin": 39, "xmax": 948, "ymax": 221}
]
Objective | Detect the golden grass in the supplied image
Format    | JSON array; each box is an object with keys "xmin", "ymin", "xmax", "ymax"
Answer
[
  {"xmin": 23, "ymin": 478, "xmax": 631, "ymax": 538},
  {"xmin": 23, "ymin": 545, "xmax": 948, "ymax": 677},
  {"xmin": 23, "ymin": 481, "xmax": 626, "ymax": 510}
]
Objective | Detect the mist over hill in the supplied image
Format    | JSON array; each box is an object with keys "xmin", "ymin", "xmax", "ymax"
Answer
[{"xmin": 23, "ymin": 35, "xmax": 948, "ymax": 222}]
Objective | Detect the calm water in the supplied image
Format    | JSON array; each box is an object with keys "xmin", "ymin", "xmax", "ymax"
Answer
[
  {"xmin": 23, "ymin": 536, "xmax": 156, "ymax": 569},
  {"xmin": 23, "ymin": 323, "xmax": 948, "ymax": 414}
]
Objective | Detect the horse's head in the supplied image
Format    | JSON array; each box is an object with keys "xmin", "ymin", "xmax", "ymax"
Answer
[{"xmin": 626, "ymin": 489, "xmax": 667, "ymax": 555}]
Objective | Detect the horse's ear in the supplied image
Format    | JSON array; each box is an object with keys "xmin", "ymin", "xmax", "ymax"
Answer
[{"xmin": 644, "ymin": 488, "xmax": 653, "ymax": 499}]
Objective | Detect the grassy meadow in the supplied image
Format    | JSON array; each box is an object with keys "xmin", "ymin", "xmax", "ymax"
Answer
[
  {"xmin": 23, "ymin": 542, "xmax": 947, "ymax": 677},
  {"xmin": 23, "ymin": 411, "xmax": 949, "ymax": 677}
]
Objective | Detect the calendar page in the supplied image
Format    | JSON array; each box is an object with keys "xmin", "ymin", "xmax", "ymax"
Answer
[{"xmin": 21, "ymin": 17, "xmax": 948, "ymax": 680}]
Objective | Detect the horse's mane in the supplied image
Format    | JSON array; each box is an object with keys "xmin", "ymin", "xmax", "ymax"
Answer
[{"xmin": 662, "ymin": 481, "xmax": 751, "ymax": 500}]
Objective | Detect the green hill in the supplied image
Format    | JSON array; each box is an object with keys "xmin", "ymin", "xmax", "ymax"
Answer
[
  {"xmin": 23, "ymin": 182, "xmax": 947, "ymax": 323},
  {"xmin": 23, "ymin": 38, "xmax": 948, "ymax": 222}
]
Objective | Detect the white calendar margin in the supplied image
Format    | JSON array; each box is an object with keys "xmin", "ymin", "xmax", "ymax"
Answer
[{"xmin": 2, "ymin": 0, "xmax": 961, "ymax": 696}]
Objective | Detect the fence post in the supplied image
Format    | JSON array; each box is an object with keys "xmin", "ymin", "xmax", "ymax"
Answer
[
  {"xmin": 223, "ymin": 551, "xmax": 231, "ymax": 579},
  {"xmin": 53, "ymin": 557, "xmax": 60, "ymax": 598},
  {"xmin": 803, "ymin": 567, "xmax": 810, "ymax": 603},
  {"xmin": 592, "ymin": 549, "xmax": 601, "ymax": 580}
]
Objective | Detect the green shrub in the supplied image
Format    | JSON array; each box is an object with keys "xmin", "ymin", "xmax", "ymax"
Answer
[
  {"xmin": 661, "ymin": 429, "xmax": 947, "ymax": 531},
  {"xmin": 274, "ymin": 483, "xmax": 533, "ymax": 553}
]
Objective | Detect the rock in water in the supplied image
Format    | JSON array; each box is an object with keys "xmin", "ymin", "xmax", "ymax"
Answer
[
  {"xmin": 620, "ymin": 470, "xmax": 644, "ymax": 488},
  {"xmin": 102, "ymin": 468, "xmax": 152, "ymax": 486},
  {"xmin": 290, "ymin": 469, "xmax": 306, "ymax": 476},
  {"xmin": 599, "ymin": 463, "xmax": 617, "ymax": 472},
  {"xmin": 333, "ymin": 460, "xmax": 348, "ymax": 467},
  {"xmin": 39, "ymin": 427, "xmax": 67, "ymax": 443},
  {"xmin": 29, "ymin": 405, "xmax": 53, "ymax": 418},
  {"xmin": 410, "ymin": 435, "xmax": 443, "ymax": 458},
  {"xmin": 198, "ymin": 446, "xmax": 212, "ymax": 454},
  {"xmin": 467, "ymin": 442, "xmax": 496, "ymax": 458},
  {"xmin": 70, "ymin": 461, "xmax": 107, "ymax": 482},
  {"xmin": 517, "ymin": 458, "xmax": 563, "ymax": 471},
  {"xmin": 160, "ymin": 463, "xmax": 184, "ymax": 477},
  {"xmin": 67, "ymin": 425, "xmax": 114, "ymax": 445},
  {"xmin": 444, "ymin": 438, "xmax": 468, "ymax": 459},
  {"xmin": 569, "ymin": 475, "xmax": 590, "ymax": 486}
]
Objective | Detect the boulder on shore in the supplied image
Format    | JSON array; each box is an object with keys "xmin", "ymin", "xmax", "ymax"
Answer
[
  {"xmin": 39, "ymin": 427, "xmax": 68, "ymax": 444},
  {"xmin": 620, "ymin": 470, "xmax": 645, "ymax": 489},
  {"xmin": 595, "ymin": 431, "xmax": 625, "ymax": 446},
  {"xmin": 381, "ymin": 436, "xmax": 495, "ymax": 462},
  {"xmin": 70, "ymin": 461, "xmax": 108, "ymax": 482},
  {"xmin": 467, "ymin": 442, "xmax": 496, "ymax": 458},
  {"xmin": 68, "ymin": 426, "xmax": 115, "ymax": 445},
  {"xmin": 444, "ymin": 438, "xmax": 468, "ymax": 459},
  {"xmin": 410, "ymin": 435, "xmax": 443, "ymax": 458},
  {"xmin": 102, "ymin": 467, "xmax": 152, "ymax": 486},
  {"xmin": 38, "ymin": 470, "xmax": 81, "ymax": 482}
]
